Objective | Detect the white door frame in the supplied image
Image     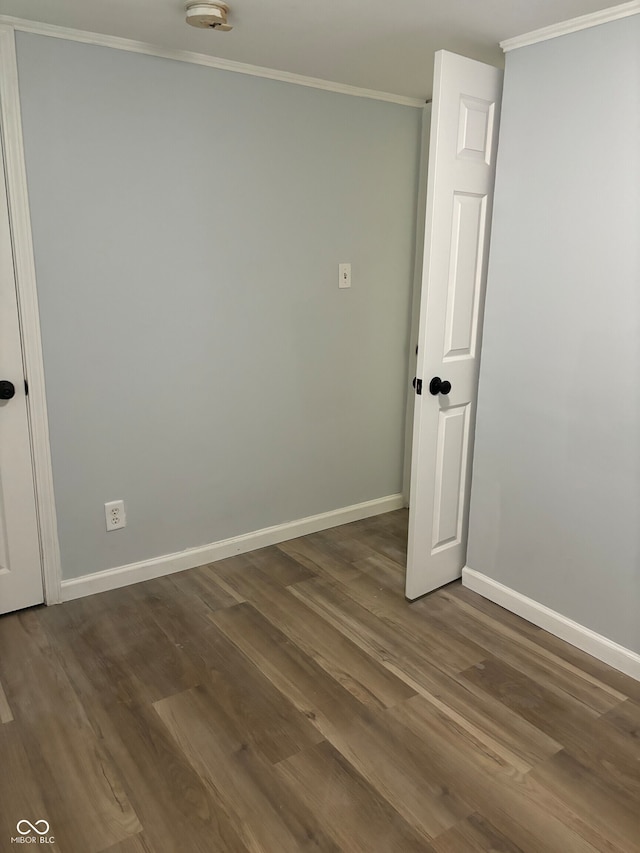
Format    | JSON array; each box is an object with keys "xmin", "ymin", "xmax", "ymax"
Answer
[
  {"xmin": 402, "ymin": 102, "xmax": 431, "ymax": 505},
  {"xmin": 0, "ymin": 24, "xmax": 62, "ymax": 605}
]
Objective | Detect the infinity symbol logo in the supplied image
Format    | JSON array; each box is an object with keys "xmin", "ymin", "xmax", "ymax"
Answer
[{"xmin": 16, "ymin": 820, "xmax": 50, "ymax": 836}]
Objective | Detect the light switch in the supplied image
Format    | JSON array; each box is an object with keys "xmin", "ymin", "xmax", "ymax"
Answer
[{"xmin": 339, "ymin": 263, "xmax": 351, "ymax": 289}]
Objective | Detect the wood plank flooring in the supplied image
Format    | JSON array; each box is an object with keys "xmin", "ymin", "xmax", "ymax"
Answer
[{"xmin": 1, "ymin": 509, "xmax": 639, "ymax": 852}]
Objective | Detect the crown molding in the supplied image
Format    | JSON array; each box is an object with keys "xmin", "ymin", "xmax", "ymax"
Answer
[
  {"xmin": 501, "ymin": 0, "xmax": 640, "ymax": 52},
  {"xmin": 0, "ymin": 14, "xmax": 424, "ymax": 108}
]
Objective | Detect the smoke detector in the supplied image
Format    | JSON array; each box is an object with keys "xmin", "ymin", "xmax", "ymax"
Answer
[{"xmin": 185, "ymin": 2, "xmax": 232, "ymax": 31}]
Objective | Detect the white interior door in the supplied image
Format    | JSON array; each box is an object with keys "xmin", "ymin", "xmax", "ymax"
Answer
[
  {"xmin": 406, "ymin": 51, "xmax": 502, "ymax": 600},
  {"xmin": 0, "ymin": 135, "xmax": 43, "ymax": 614}
]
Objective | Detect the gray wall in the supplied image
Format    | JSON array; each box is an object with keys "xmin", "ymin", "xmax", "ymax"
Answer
[
  {"xmin": 16, "ymin": 33, "xmax": 421, "ymax": 580},
  {"xmin": 468, "ymin": 17, "xmax": 640, "ymax": 652}
]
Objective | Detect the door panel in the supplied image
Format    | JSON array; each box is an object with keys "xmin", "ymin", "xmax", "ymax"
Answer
[
  {"xmin": 457, "ymin": 95, "xmax": 496, "ymax": 163},
  {"xmin": 406, "ymin": 51, "xmax": 502, "ymax": 600},
  {"xmin": 432, "ymin": 403, "xmax": 469, "ymax": 551},
  {"xmin": 0, "ymin": 132, "xmax": 43, "ymax": 614},
  {"xmin": 443, "ymin": 192, "xmax": 487, "ymax": 359}
]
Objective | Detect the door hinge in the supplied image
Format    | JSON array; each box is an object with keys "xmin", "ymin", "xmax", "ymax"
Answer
[
  {"xmin": 416, "ymin": 378, "xmax": 422, "ymax": 395},
  {"xmin": 24, "ymin": 379, "xmax": 29, "ymax": 396}
]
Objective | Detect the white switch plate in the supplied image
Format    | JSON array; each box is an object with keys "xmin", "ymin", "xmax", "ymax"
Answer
[
  {"xmin": 105, "ymin": 499, "xmax": 126, "ymax": 531},
  {"xmin": 339, "ymin": 263, "xmax": 351, "ymax": 289}
]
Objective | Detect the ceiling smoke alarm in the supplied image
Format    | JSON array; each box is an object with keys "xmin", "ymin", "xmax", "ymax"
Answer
[{"xmin": 185, "ymin": 2, "xmax": 232, "ymax": 31}]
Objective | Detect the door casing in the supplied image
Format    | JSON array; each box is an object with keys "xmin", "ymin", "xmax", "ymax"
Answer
[{"xmin": 402, "ymin": 103, "xmax": 432, "ymax": 506}]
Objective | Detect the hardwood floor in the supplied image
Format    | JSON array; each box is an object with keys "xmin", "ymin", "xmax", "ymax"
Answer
[{"xmin": 1, "ymin": 509, "xmax": 639, "ymax": 852}]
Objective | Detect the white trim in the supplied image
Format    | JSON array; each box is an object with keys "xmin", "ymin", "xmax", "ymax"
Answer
[
  {"xmin": 402, "ymin": 103, "xmax": 431, "ymax": 507},
  {"xmin": 501, "ymin": 0, "xmax": 640, "ymax": 52},
  {"xmin": 0, "ymin": 15, "xmax": 424, "ymax": 108},
  {"xmin": 462, "ymin": 567, "xmax": 640, "ymax": 682},
  {"xmin": 61, "ymin": 493, "xmax": 404, "ymax": 601},
  {"xmin": 0, "ymin": 25, "xmax": 62, "ymax": 604}
]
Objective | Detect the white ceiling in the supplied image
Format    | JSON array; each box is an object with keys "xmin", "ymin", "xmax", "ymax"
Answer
[{"xmin": 0, "ymin": 0, "xmax": 625, "ymax": 99}]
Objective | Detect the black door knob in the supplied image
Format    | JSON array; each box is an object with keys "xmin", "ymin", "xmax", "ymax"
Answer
[
  {"xmin": 429, "ymin": 376, "xmax": 451, "ymax": 396},
  {"xmin": 0, "ymin": 380, "xmax": 16, "ymax": 400}
]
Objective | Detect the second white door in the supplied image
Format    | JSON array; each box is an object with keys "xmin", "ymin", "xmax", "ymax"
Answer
[{"xmin": 0, "ymin": 132, "xmax": 43, "ymax": 614}]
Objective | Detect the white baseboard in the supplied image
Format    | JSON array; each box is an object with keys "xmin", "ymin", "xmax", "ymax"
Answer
[
  {"xmin": 462, "ymin": 567, "xmax": 640, "ymax": 682},
  {"xmin": 61, "ymin": 493, "xmax": 404, "ymax": 602}
]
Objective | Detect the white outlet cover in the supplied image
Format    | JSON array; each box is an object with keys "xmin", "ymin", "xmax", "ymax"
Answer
[{"xmin": 105, "ymin": 500, "xmax": 126, "ymax": 531}]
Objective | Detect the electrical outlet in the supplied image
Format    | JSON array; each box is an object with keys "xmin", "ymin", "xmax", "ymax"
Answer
[{"xmin": 105, "ymin": 500, "xmax": 126, "ymax": 531}]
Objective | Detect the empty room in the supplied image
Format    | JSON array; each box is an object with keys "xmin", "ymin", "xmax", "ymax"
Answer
[{"xmin": 0, "ymin": 0, "xmax": 639, "ymax": 850}]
